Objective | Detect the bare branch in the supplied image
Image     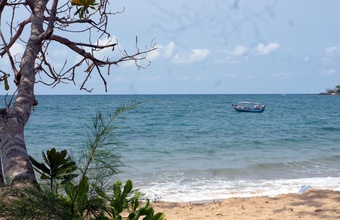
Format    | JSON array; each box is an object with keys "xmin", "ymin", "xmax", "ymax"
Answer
[
  {"xmin": 38, "ymin": 0, "xmax": 59, "ymax": 40},
  {"xmin": 0, "ymin": 18, "xmax": 31, "ymax": 57},
  {"xmin": 49, "ymin": 34, "xmax": 109, "ymax": 65},
  {"xmin": 0, "ymin": 30, "xmax": 19, "ymax": 76},
  {"xmin": 1, "ymin": 0, "xmax": 158, "ymax": 94}
]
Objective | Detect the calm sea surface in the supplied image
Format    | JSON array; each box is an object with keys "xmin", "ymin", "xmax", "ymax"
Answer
[{"xmin": 21, "ymin": 94, "xmax": 340, "ymax": 202}]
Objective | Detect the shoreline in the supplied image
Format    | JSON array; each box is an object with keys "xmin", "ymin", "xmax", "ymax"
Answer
[
  {"xmin": 136, "ymin": 177, "xmax": 340, "ymax": 203},
  {"xmin": 151, "ymin": 189, "xmax": 340, "ymax": 220}
]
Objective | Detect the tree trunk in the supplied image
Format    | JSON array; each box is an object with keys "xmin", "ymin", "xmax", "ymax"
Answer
[
  {"xmin": 0, "ymin": 0, "xmax": 48, "ymax": 186},
  {"xmin": 0, "ymin": 108, "xmax": 36, "ymax": 185}
]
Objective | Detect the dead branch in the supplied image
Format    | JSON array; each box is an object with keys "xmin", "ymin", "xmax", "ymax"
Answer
[{"xmin": 1, "ymin": 0, "xmax": 158, "ymax": 93}]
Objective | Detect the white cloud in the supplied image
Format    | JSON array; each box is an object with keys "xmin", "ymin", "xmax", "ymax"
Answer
[
  {"xmin": 231, "ymin": 45, "xmax": 249, "ymax": 56},
  {"xmin": 172, "ymin": 49, "xmax": 210, "ymax": 63},
  {"xmin": 0, "ymin": 43, "xmax": 24, "ymax": 67},
  {"xmin": 256, "ymin": 43, "xmax": 280, "ymax": 55},
  {"xmin": 324, "ymin": 46, "xmax": 340, "ymax": 55},
  {"xmin": 148, "ymin": 41, "xmax": 175, "ymax": 60},
  {"xmin": 323, "ymin": 69, "xmax": 337, "ymax": 75},
  {"xmin": 163, "ymin": 41, "xmax": 175, "ymax": 58},
  {"xmin": 10, "ymin": 43, "xmax": 25, "ymax": 56},
  {"xmin": 321, "ymin": 46, "xmax": 340, "ymax": 63},
  {"xmin": 120, "ymin": 60, "xmax": 136, "ymax": 67},
  {"xmin": 92, "ymin": 36, "xmax": 118, "ymax": 60},
  {"xmin": 304, "ymin": 57, "xmax": 310, "ymax": 62}
]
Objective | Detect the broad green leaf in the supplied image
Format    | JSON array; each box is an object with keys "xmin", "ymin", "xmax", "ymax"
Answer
[
  {"xmin": 42, "ymin": 151, "xmax": 49, "ymax": 166},
  {"xmin": 122, "ymin": 179, "xmax": 133, "ymax": 197},
  {"xmin": 138, "ymin": 207, "xmax": 153, "ymax": 216},
  {"xmin": 4, "ymin": 76, "xmax": 9, "ymax": 91},
  {"xmin": 65, "ymin": 181, "xmax": 76, "ymax": 200},
  {"xmin": 113, "ymin": 181, "xmax": 122, "ymax": 201},
  {"xmin": 150, "ymin": 213, "xmax": 166, "ymax": 220},
  {"xmin": 29, "ymin": 156, "xmax": 50, "ymax": 174},
  {"xmin": 140, "ymin": 199, "xmax": 150, "ymax": 209},
  {"xmin": 77, "ymin": 176, "xmax": 89, "ymax": 199}
]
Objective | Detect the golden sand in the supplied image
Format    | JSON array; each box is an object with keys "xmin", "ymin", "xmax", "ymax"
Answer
[{"xmin": 151, "ymin": 189, "xmax": 340, "ymax": 220}]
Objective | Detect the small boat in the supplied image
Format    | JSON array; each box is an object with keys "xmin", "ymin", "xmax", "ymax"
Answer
[{"xmin": 232, "ymin": 102, "xmax": 265, "ymax": 113}]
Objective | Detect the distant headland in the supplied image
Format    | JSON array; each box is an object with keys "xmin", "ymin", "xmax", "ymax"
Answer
[{"xmin": 319, "ymin": 85, "xmax": 340, "ymax": 95}]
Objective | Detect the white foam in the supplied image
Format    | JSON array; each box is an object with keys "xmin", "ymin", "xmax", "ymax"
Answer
[{"xmin": 135, "ymin": 177, "xmax": 340, "ymax": 202}]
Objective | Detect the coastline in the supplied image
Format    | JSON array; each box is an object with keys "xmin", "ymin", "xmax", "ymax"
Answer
[{"xmin": 151, "ymin": 189, "xmax": 340, "ymax": 220}]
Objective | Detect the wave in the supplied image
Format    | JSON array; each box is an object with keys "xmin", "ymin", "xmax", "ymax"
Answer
[{"xmin": 135, "ymin": 176, "xmax": 340, "ymax": 202}]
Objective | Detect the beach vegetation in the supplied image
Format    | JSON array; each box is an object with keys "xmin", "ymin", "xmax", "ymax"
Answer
[
  {"xmin": 30, "ymin": 148, "xmax": 79, "ymax": 193},
  {"xmin": 0, "ymin": 101, "xmax": 165, "ymax": 219}
]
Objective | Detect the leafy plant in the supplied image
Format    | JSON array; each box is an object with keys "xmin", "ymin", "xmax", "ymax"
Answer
[
  {"xmin": 30, "ymin": 148, "xmax": 78, "ymax": 192},
  {"xmin": 71, "ymin": 0, "xmax": 98, "ymax": 18},
  {"xmin": 94, "ymin": 179, "xmax": 166, "ymax": 220},
  {"xmin": 64, "ymin": 175, "xmax": 106, "ymax": 219}
]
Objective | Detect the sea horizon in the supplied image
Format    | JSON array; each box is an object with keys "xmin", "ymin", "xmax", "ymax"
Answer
[{"xmin": 30, "ymin": 93, "xmax": 324, "ymax": 96}]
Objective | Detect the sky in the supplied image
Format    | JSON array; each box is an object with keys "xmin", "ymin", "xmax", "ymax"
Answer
[{"xmin": 2, "ymin": 0, "xmax": 340, "ymax": 95}]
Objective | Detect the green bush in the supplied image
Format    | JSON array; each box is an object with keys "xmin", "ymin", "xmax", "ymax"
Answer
[{"xmin": 94, "ymin": 179, "xmax": 166, "ymax": 220}]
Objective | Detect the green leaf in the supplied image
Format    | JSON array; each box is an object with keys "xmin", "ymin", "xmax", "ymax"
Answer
[
  {"xmin": 131, "ymin": 191, "xmax": 140, "ymax": 211},
  {"xmin": 42, "ymin": 151, "xmax": 49, "ymax": 166},
  {"xmin": 122, "ymin": 180, "xmax": 133, "ymax": 197},
  {"xmin": 30, "ymin": 148, "xmax": 78, "ymax": 190},
  {"xmin": 113, "ymin": 181, "xmax": 122, "ymax": 201},
  {"xmin": 4, "ymin": 75, "xmax": 9, "ymax": 91},
  {"xmin": 150, "ymin": 213, "xmax": 166, "ymax": 220},
  {"xmin": 139, "ymin": 207, "xmax": 153, "ymax": 216},
  {"xmin": 128, "ymin": 213, "xmax": 136, "ymax": 219},
  {"xmin": 75, "ymin": 7, "xmax": 82, "ymax": 15},
  {"xmin": 140, "ymin": 199, "xmax": 150, "ymax": 210},
  {"xmin": 61, "ymin": 174, "xmax": 79, "ymax": 184},
  {"xmin": 65, "ymin": 181, "xmax": 76, "ymax": 200},
  {"xmin": 48, "ymin": 148, "xmax": 62, "ymax": 171},
  {"xmin": 77, "ymin": 176, "xmax": 89, "ymax": 199},
  {"xmin": 29, "ymin": 156, "xmax": 50, "ymax": 174},
  {"xmin": 80, "ymin": 8, "xmax": 84, "ymax": 18},
  {"xmin": 55, "ymin": 161, "xmax": 77, "ymax": 176}
]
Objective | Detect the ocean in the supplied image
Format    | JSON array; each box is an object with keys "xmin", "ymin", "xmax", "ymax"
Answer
[{"xmin": 22, "ymin": 94, "xmax": 340, "ymax": 202}]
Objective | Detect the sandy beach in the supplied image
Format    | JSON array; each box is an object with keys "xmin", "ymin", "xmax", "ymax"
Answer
[{"xmin": 152, "ymin": 189, "xmax": 340, "ymax": 220}]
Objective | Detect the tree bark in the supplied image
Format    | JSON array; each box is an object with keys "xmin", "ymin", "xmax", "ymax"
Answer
[
  {"xmin": 0, "ymin": 0, "xmax": 48, "ymax": 185},
  {"xmin": 0, "ymin": 108, "xmax": 36, "ymax": 185}
]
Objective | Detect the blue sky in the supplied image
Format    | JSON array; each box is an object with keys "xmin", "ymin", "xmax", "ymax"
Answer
[{"xmin": 2, "ymin": 0, "xmax": 340, "ymax": 94}]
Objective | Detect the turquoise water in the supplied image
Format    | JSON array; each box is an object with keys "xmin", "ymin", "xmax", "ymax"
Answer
[{"xmin": 22, "ymin": 94, "xmax": 340, "ymax": 202}]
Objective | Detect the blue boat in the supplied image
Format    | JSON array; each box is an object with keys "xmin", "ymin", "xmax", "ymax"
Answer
[{"xmin": 232, "ymin": 102, "xmax": 265, "ymax": 113}]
